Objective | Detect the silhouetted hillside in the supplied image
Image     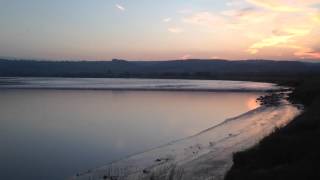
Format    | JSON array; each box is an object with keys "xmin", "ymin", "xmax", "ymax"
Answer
[{"xmin": 1, "ymin": 59, "xmax": 319, "ymax": 79}]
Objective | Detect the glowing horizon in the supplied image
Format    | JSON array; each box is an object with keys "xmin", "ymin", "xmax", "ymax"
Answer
[{"xmin": 0, "ymin": 0, "xmax": 319, "ymax": 61}]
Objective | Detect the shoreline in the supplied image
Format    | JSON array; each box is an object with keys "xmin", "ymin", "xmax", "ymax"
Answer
[
  {"xmin": 71, "ymin": 90, "xmax": 301, "ymax": 180},
  {"xmin": 225, "ymin": 78, "xmax": 320, "ymax": 180}
]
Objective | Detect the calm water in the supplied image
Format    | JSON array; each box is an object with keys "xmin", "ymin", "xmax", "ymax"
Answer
[
  {"xmin": 0, "ymin": 77, "xmax": 277, "ymax": 91},
  {"xmin": 0, "ymin": 79, "xmax": 268, "ymax": 180}
]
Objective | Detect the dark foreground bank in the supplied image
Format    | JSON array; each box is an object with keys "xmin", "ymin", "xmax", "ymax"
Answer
[{"xmin": 225, "ymin": 78, "xmax": 320, "ymax": 180}]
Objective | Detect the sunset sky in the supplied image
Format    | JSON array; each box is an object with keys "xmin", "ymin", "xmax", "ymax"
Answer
[{"xmin": 0, "ymin": 0, "xmax": 319, "ymax": 61}]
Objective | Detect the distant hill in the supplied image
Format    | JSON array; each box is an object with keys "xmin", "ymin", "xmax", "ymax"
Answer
[{"xmin": 1, "ymin": 59, "xmax": 320, "ymax": 80}]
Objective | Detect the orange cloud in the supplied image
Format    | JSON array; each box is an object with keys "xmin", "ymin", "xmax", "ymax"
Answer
[
  {"xmin": 248, "ymin": 27, "xmax": 312, "ymax": 54},
  {"xmin": 248, "ymin": 35, "xmax": 293, "ymax": 54},
  {"xmin": 246, "ymin": 0, "xmax": 320, "ymax": 12},
  {"xmin": 246, "ymin": 0, "xmax": 300, "ymax": 12},
  {"xmin": 181, "ymin": 54, "xmax": 192, "ymax": 60},
  {"xmin": 312, "ymin": 13, "xmax": 320, "ymax": 23},
  {"xmin": 294, "ymin": 47, "xmax": 320, "ymax": 59},
  {"xmin": 180, "ymin": 0, "xmax": 320, "ymax": 59}
]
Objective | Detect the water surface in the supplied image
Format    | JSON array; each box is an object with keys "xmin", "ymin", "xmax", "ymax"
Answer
[
  {"xmin": 0, "ymin": 77, "xmax": 277, "ymax": 91},
  {"xmin": 0, "ymin": 78, "xmax": 268, "ymax": 180}
]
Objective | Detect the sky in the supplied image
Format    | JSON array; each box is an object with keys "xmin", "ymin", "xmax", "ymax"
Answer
[{"xmin": 0, "ymin": 0, "xmax": 319, "ymax": 61}]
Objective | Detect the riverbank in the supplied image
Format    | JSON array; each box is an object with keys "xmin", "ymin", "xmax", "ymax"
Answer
[
  {"xmin": 70, "ymin": 86, "xmax": 300, "ymax": 180},
  {"xmin": 225, "ymin": 78, "xmax": 320, "ymax": 180}
]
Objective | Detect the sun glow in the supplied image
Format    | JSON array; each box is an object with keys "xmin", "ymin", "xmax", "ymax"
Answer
[
  {"xmin": 247, "ymin": 97, "xmax": 260, "ymax": 110},
  {"xmin": 0, "ymin": 0, "xmax": 319, "ymax": 60}
]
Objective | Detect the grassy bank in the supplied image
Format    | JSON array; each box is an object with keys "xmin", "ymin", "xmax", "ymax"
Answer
[{"xmin": 225, "ymin": 78, "xmax": 320, "ymax": 180}]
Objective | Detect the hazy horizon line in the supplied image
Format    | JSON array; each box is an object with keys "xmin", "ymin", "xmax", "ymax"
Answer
[{"xmin": 1, "ymin": 56, "xmax": 319, "ymax": 63}]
